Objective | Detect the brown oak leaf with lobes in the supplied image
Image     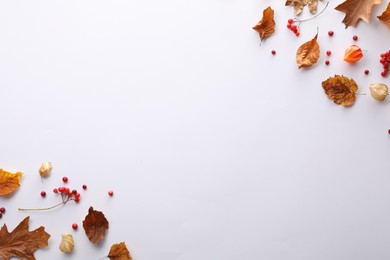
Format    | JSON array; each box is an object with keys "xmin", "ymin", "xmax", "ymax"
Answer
[
  {"xmin": 296, "ymin": 32, "xmax": 320, "ymax": 68},
  {"xmin": 285, "ymin": 0, "xmax": 324, "ymax": 15},
  {"xmin": 0, "ymin": 169, "xmax": 23, "ymax": 196},
  {"xmin": 0, "ymin": 216, "xmax": 50, "ymax": 260},
  {"xmin": 335, "ymin": 0, "xmax": 381, "ymax": 28},
  {"xmin": 83, "ymin": 206, "xmax": 109, "ymax": 244},
  {"xmin": 252, "ymin": 6, "xmax": 275, "ymax": 43},
  {"xmin": 108, "ymin": 242, "xmax": 133, "ymax": 260},
  {"xmin": 378, "ymin": 2, "xmax": 390, "ymax": 28},
  {"xmin": 322, "ymin": 75, "xmax": 358, "ymax": 106}
]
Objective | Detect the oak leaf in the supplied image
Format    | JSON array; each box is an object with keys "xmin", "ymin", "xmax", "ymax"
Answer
[
  {"xmin": 321, "ymin": 75, "xmax": 358, "ymax": 106},
  {"xmin": 335, "ymin": 0, "xmax": 381, "ymax": 28},
  {"xmin": 0, "ymin": 216, "xmax": 50, "ymax": 260},
  {"xmin": 0, "ymin": 169, "xmax": 23, "ymax": 196},
  {"xmin": 296, "ymin": 32, "xmax": 320, "ymax": 68},
  {"xmin": 285, "ymin": 0, "xmax": 323, "ymax": 15},
  {"xmin": 378, "ymin": 3, "xmax": 390, "ymax": 28},
  {"xmin": 252, "ymin": 6, "xmax": 275, "ymax": 43},
  {"xmin": 108, "ymin": 242, "xmax": 133, "ymax": 260},
  {"xmin": 83, "ymin": 206, "xmax": 109, "ymax": 244}
]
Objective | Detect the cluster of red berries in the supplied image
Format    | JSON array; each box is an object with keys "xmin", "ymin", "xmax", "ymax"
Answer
[
  {"xmin": 0, "ymin": 207, "xmax": 6, "ymax": 219},
  {"xmin": 53, "ymin": 186, "xmax": 81, "ymax": 203},
  {"xmin": 286, "ymin": 18, "xmax": 300, "ymax": 37},
  {"xmin": 380, "ymin": 50, "xmax": 390, "ymax": 77}
]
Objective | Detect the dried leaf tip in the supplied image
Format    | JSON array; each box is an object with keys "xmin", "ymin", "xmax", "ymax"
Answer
[
  {"xmin": 335, "ymin": 0, "xmax": 382, "ymax": 28},
  {"xmin": 378, "ymin": 3, "xmax": 390, "ymax": 29},
  {"xmin": 252, "ymin": 6, "xmax": 275, "ymax": 44}
]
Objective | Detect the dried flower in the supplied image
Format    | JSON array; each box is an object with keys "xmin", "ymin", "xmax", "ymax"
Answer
[
  {"xmin": 59, "ymin": 234, "xmax": 74, "ymax": 253},
  {"xmin": 370, "ymin": 83, "xmax": 388, "ymax": 101},
  {"xmin": 39, "ymin": 162, "xmax": 52, "ymax": 177},
  {"xmin": 344, "ymin": 45, "xmax": 363, "ymax": 63}
]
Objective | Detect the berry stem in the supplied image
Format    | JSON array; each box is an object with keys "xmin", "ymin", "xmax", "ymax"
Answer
[
  {"xmin": 18, "ymin": 198, "xmax": 74, "ymax": 211},
  {"xmin": 298, "ymin": 2, "xmax": 329, "ymax": 23}
]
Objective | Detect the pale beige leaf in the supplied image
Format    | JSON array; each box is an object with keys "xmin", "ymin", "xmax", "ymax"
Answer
[{"xmin": 285, "ymin": 0, "xmax": 324, "ymax": 15}]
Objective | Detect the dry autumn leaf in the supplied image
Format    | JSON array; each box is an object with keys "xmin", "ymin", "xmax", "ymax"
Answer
[
  {"xmin": 252, "ymin": 6, "xmax": 275, "ymax": 43},
  {"xmin": 83, "ymin": 206, "xmax": 109, "ymax": 244},
  {"xmin": 0, "ymin": 216, "xmax": 50, "ymax": 260},
  {"xmin": 285, "ymin": 0, "xmax": 324, "ymax": 15},
  {"xmin": 296, "ymin": 32, "xmax": 320, "ymax": 68},
  {"xmin": 108, "ymin": 242, "xmax": 133, "ymax": 260},
  {"xmin": 322, "ymin": 75, "xmax": 358, "ymax": 106},
  {"xmin": 335, "ymin": 0, "xmax": 382, "ymax": 28},
  {"xmin": 0, "ymin": 169, "xmax": 23, "ymax": 196},
  {"xmin": 378, "ymin": 3, "xmax": 390, "ymax": 28}
]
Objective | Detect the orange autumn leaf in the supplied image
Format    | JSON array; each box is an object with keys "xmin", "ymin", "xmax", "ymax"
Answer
[
  {"xmin": 335, "ymin": 0, "xmax": 382, "ymax": 28},
  {"xmin": 0, "ymin": 216, "xmax": 50, "ymax": 260},
  {"xmin": 285, "ymin": 0, "xmax": 324, "ymax": 15},
  {"xmin": 0, "ymin": 169, "xmax": 23, "ymax": 196},
  {"xmin": 322, "ymin": 75, "xmax": 358, "ymax": 106},
  {"xmin": 378, "ymin": 3, "xmax": 390, "ymax": 29},
  {"xmin": 252, "ymin": 6, "xmax": 275, "ymax": 43},
  {"xmin": 296, "ymin": 32, "xmax": 320, "ymax": 68},
  {"xmin": 108, "ymin": 242, "xmax": 133, "ymax": 260},
  {"xmin": 83, "ymin": 206, "xmax": 109, "ymax": 244},
  {"xmin": 344, "ymin": 45, "xmax": 363, "ymax": 63}
]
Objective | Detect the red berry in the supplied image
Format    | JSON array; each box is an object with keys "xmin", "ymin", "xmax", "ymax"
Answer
[
  {"xmin": 75, "ymin": 198, "xmax": 80, "ymax": 203},
  {"xmin": 295, "ymin": 31, "xmax": 300, "ymax": 37},
  {"xmin": 0, "ymin": 207, "xmax": 5, "ymax": 214},
  {"xmin": 62, "ymin": 176, "xmax": 68, "ymax": 183},
  {"xmin": 53, "ymin": 188, "xmax": 58, "ymax": 193},
  {"xmin": 288, "ymin": 18, "xmax": 293, "ymax": 24},
  {"xmin": 82, "ymin": 184, "xmax": 87, "ymax": 190},
  {"xmin": 381, "ymin": 71, "xmax": 386, "ymax": 77},
  {"xmin": 364, "ymin": 70, "xmax": 369, "ymax": 75},
  {"xmin": 271, "ymin": 50, "xmax": 276, "ymax": 55},
  {"xmin": 326, "ymin": 50, "xmax": 331, "ymax": 56},
  {"xmin": 328, "ymin": 30, "xmax": 334, "ymax": 36},
  {"xmin": 325, "ymin": 60, "xmax": 330, "ymax": 65},
  {"xmin": 353, "ymin": 35, "xmax": 358, "ymax": 41},
  {"xmin": 388, "ymin": 129, "xmax": 390, "ymax": 134},
  {"xmin": 108, "ymin": 190, "xmax": 114, "ymax": 196},
  {"xmin": 40, "ymin": 191, "xmax": 46, "ymax": 197},
  {"xmin": 0, "ymin": 213, "xmax": 2, "ymax": 219},
  {"xmin": 287, "ymin": 24, "xmax": 291, "ymax": 29},
  {"xmin": 72, "ymin": 223, "xmax": 78, "ymax": 230}
]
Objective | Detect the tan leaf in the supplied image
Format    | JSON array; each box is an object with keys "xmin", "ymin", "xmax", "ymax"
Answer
[
  {"xmin": 378, "ymin": 3, "xmax": 390, "ymax": 28},
  {"xmin": 0, "ymin": 169, "xmax": 23, "ymax": 196},
  {"xmin": 335, "ymin": 0, "xmax": 382, "ymax": 28},
  {"xmin": 108, "ymin": 242, "xmax": 133, "ymax": 260},
  {"xmin": 285, "ymin": 0, "xmax": 324, "ymax": 15},
  {"xmin": 0, "ymin": 216, "xmax": 50, "ymax": 260},
  {"xmin": 296, "ymin": 32, "xmax": 320, "ymax": 68},
  {"xmin": 82, "ymin": 206, "xmax": 109, "ymax": 244},
  {"xmin": 321, "ymin": 75, "xmax": 358, "ymax": 106},
  {"xmin": 252, "ymin": 6, "xmax": 275, "ymax": 43}
]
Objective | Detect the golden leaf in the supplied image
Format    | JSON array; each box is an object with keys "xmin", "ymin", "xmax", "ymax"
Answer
[
  {"xmin": 322, "ymin": 75, "xmax": 358, "ymax": 106},
  {"xmin": 108, "ymin": 242, "xmax": 133, "ymax": 260},
  {"xmin": 335, "ymin": 0, "xmax": 382, "ymax": 28},
  {"xmin": 0, "ymin": 216, "xmax": 50, "ymax": 260},
  {"xmin": 0, "ymin": 169, "xmax": 23, "ymax": 196},
  {"xmin": 378, "ymin": 3, "xmax": 390, "ymax": 29},
  {"xmin": 252, "ymin": 6, "xmax": 275, "ymax": 43},
  {"xmin": 285, "ymin": 0, "xmax": 324, "ymax": 15},
  {"xmin": 344, "ymin": 45, "xmax": 363, "ymax": 63},
  {"xmin": 296, "ymin": 32, "xmax": 320, "ymax": 68}
]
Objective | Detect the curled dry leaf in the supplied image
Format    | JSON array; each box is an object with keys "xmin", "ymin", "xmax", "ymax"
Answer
[
  {"xmin": 0, "ymin": 216, "xmax": 50, "ymax": 260},
  {"xmin": 108, "ymin": 242, "xmax": 133, "ymax": 260},
  {"xmin": 378, "ymin": 3, "xmax": 390, "ymax": 29},
  {"xmin": 335, "ymin": 0, "xmax": 382, "ymax": 28},
  {"xmin": 322, "ymin": 75, "xmax": 358, "ymax": 106},
  {"xmin": 252, "ymin": 6, "xmax": 275, "ymax": 43},
  {"xmin": 344, "ymin": 45, "xmax": 363, "ymax": 63},
  {"xmin": 0, "ymin": 169, "xmax": 23, "ymax": 196},
  {"xmin": 285, "ymin": 0, "xmax": 324, "ymax": 15},
  {"xmin": 296, "ymin": 32, "xmax": 320, "ymax": 68},
  {"xmin": 370, "ymin": 83, "xmax": 388, "ymax": 101},
  {"xmin": 83, "ymin": 206, "xmax": 109, "ymax": 244}
]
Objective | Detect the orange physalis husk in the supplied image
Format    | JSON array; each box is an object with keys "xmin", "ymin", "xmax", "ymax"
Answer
[{"xmin": 344, "ymin": 45, "xmax": 363, "ymax": 63}]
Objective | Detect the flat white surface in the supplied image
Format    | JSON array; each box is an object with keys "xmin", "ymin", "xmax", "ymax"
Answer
[{"xmin": 1, "ymin": 1, "xmax": 390, "ymax": 259}]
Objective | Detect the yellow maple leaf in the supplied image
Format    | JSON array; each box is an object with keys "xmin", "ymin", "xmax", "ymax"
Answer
[{"xmin": 0, "ymin": 169, "xmax": 23, "ymax": 195}]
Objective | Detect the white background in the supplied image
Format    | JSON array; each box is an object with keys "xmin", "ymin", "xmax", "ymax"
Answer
[{"xmin": 1, "ymin": 0, "xmax": 390, "ymax": 259}]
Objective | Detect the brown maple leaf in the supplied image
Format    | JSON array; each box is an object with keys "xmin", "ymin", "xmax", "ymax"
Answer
[
  {"xmin": 335, "ymin": 0, "xmax": 382, "ymax": 28},
  {"xmin": 252, "ymin": 6, "xmax": 275, "ymax": 43},
  {"xmin": 0, "ymin": 216, "xmax": 50, "ymax": 260},
  {"xmin": 321, "ymin": 75, "xmax": 358, "ymax": 106},
  {"xmin": 296, "ymin": 32, "xmax": 320, "ymax": 68},
  {"xmin": 83, "ymin": 206, "xmax": 109, "ymax": 244},
  {"xmin": 108, "ymin": 242, "xmax": 133, "ymax": 260},
  {"xmin": 378, "ymin": 3, "xmax": 390, "ymax": 28},
  {"xmin": 285, "ymin": 0, "xmax": 324, "ymax": 15},
  {"xmin": 0, "ymin": 169, "xmax": 23, "ymax": 196}
]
